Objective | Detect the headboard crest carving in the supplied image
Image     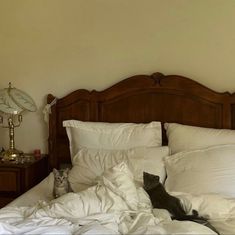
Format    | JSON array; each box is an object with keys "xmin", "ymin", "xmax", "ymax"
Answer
[{"xmin": 151, "ymin": 72, "xmax": 164, "ymax": 86}]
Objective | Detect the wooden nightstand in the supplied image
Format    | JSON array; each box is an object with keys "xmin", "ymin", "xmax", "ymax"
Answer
[{"xmin": 0, "ymin": 154, "xmax": 49, "ymax": 208}]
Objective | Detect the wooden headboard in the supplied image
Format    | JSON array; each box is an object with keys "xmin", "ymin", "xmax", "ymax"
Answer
[{"xmin": 47, "ymin": 72, "xmax": 235, "ymax": 169}]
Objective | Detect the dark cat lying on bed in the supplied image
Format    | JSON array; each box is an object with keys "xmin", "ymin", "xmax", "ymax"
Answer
[{"xmin": 143, "ymin": 172, "xmax": 219, "ymax": 234}]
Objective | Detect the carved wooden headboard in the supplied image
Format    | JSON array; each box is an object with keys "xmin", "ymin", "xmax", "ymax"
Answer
[{"xmin": 47, "ymin": 72, "xmax": 235, "ymax": 169}]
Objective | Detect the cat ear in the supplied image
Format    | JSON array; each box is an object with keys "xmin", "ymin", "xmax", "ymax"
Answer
[
  {"xmin": 63, "ymin": 168, "xmax": 69, "ymax": 177},
  {"xmin": 143, "ymin": 172, "xmax": 160, "ymax": 190},
  {"xmin": 143, "ymin": 171, "xmax": 151, "ymax": 178},
  {"xmin": 155, "ymin": 175, "xmax": 160, "ymax": 181},
  {"xmin": 53, "ymin": 168, "xmax": 58, "ymax": 175}
]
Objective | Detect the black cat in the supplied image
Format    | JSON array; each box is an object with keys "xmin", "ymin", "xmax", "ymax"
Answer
[{"xmin": 143, "ymin": 172, "xmax": 219, "ymax": 234}]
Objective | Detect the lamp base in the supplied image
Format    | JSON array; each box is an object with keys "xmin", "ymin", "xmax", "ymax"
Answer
[{"xmin": 1, "ymin": 148, "xmax": 23, "ymax": 161}]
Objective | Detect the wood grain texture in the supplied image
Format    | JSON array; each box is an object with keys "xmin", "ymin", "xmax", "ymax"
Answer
[
  {"xmin": 0, "ymin": 155, "xmax": 48, "ymax": 207},
  {"xmin": 47, "ymin": 72, "xmax": 235, "ymax": 169}
]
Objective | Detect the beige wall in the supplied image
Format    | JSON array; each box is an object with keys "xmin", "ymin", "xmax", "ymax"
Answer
[{"xmin": 1, "ymin": 0, "xmax": 235, "ymax": 153}]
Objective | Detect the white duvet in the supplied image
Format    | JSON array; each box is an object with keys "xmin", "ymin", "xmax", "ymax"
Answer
[{"xmin": 0, "ymin": 163, "xmax": 234, "ymax": 234}]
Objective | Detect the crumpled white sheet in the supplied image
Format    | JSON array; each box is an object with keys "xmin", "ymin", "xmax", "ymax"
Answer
[
  {"xmin": 173, "ymin": 192, "xmax": 235, "ymax": 234},
  {"xmin": 0, "ymin": 161, "xmax": 233, "ymax": 234},
  {"xmin": 0, "ymin": 186, "xmax": 221, "ymax": 234}
]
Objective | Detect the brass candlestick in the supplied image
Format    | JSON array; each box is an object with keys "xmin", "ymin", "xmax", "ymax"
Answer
[{"xmin": 0, "ymin": 114, "xmax": 23, "ymax": 161}]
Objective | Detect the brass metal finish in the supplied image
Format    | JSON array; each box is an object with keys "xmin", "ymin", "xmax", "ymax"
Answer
[{"xmin": 0, "ymin": 116, "xmax": 23, "ymax": 161}]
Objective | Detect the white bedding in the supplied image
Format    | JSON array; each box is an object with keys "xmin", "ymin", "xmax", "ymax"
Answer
[
  {"xmin": 7, "ymin": 173, "xmax": 90, "ymax": 208},
  {"xmin": 1, "ymin": 186, "xmax": 223, "ymax": 234},
  {"xmin": 2, "ymin": 164, "xmax": 234, "ymax": 234}
]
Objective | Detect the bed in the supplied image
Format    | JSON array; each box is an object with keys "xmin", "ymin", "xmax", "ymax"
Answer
[{"xmin": 1, "ymin": 72, "xmax": 235, "ymax": 234}]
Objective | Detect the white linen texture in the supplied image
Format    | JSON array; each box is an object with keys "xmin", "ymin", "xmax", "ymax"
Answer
[
  {"xmin": 165, "ymin": 122, "xmax": 235, "ymax": 154},
  {"xmin": 164, "ymin": 144, "xmax": 235, "ymax": 197},
  {"xmin": 63, "ymin": 120, "xmax": 162, "ymax": 159},
  {"xmin": 68, "ymin": 146, "xmax": 169, "ymax": 192},
  {"xmin": 0, "ymin": 162, "xmax": 226, "ymax": 235}
]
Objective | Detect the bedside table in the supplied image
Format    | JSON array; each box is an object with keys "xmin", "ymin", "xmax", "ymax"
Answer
[{"xmin": 0, "ymin": 154, "xmax": 49, "ymax": 208}]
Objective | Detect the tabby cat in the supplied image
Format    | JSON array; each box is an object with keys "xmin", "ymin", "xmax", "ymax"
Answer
[
  {"xmin": 53, "ymin": 168, "xmax": 72, "ymax": 198},
  {"xmin": 143, "ymin": 172, "xmax": 219, "ymax": 234}
]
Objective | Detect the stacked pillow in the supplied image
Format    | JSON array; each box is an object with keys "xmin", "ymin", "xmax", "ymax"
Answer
[
  {"xmin": 63, "ymin": 120, "xmax": 169, "ymax": 191},
  {"xmin": 64, "ymin": 120, "xmax": 162, "ymax": 156},
  {"xmin": 164, "ymin": 123, "xmax": 235, "ymax": 154},
  {"xmin": 164, "ymin": 123, "xmax": 235, "ymax": 197},
  {"xmin": 68, "ymin": 146, "xmax": 169, "ymax": 191},
  {"xmin": 64, "ymin": 119, "xmax": 235, "ymax": 198}
]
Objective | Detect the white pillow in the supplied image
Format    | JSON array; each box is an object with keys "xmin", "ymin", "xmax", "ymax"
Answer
[
  {"xmin": 164, "ymin": 144, "xmax": 235, "ymax": 197},
  {"xmin": 63, "ymin": 120, "xmax": 162, "ymax": 159},
  {"xmin": 165, "ymin": 123, "xmax": 235, "ymax": 154},
  {"xmin": 68, "ymin": 146, "xmax": 169, "ymax": 191},
  {"xmin": 128, "ymin": 146, "xmax": 169, "ymax": 184}
]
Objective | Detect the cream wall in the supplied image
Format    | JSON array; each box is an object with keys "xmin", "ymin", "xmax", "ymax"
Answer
[{"xmin": 0, "ymin": 0, "xmax": 235, "ymax": 154}]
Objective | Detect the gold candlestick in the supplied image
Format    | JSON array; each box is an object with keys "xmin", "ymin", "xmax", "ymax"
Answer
[{"xmin": 0, "ymin": 115, "xmax": 23, "ymax": 161}]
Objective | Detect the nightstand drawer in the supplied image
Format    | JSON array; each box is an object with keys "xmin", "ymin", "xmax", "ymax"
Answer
[
  {"xmin": 0, "ymin": 169, "xmax": 20, "ymax": 192},
  {"xmin": 0, "ymin": 155, "xmax": 48, "ymax": 208}
]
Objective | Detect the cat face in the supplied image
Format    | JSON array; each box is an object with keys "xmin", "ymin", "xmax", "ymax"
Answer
[
  {"xmin": 143, "ymin": 172, "xmax": 160, "ymax": 190},
  {"xmin": 53, "ymin": 168, "xmax": 69, "ymax": 185}
]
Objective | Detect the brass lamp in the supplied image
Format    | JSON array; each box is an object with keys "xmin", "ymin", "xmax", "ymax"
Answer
[{"xmin": 0, "ymin": 83, "xmax": 37, "ymax": 161}]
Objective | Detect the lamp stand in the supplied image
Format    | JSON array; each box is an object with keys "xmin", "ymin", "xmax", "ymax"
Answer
[{"xmin": 1, "ymin": 116, "xmax": 23, "ymax": 161}]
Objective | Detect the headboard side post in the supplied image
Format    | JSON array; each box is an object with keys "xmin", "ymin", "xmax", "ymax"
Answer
[
  {"xmin": 230, "ymin": 94, "xmax": 235, "ymax": 130},
  {"xmin": 47, "ymin": 94, "xmax": 58, "ymax": 170}
]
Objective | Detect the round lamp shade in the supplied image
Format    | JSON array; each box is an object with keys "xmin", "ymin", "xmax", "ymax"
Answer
[{"xmin": 0, "ymin": 84, "xmax": 37, "ymax": 114}]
